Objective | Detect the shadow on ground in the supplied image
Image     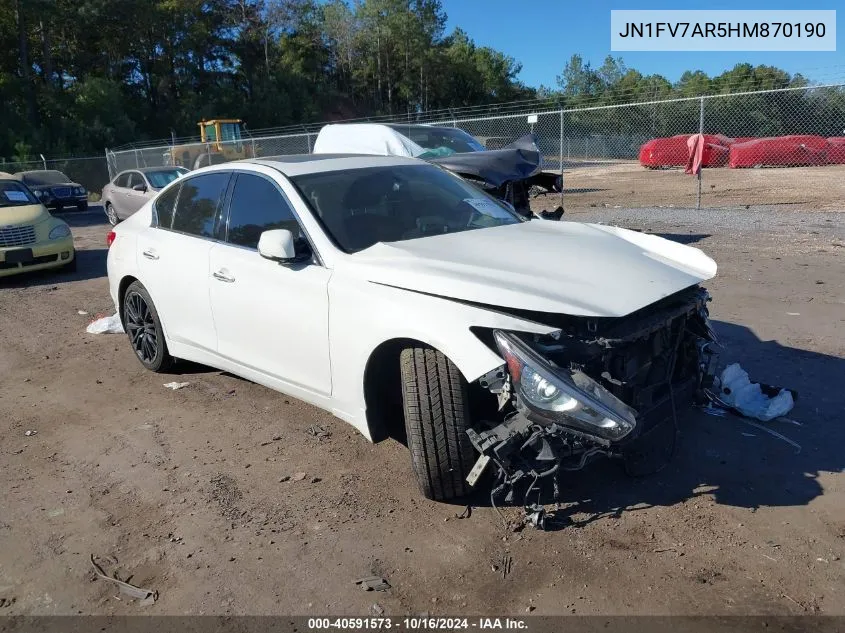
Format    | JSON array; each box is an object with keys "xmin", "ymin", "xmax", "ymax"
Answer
[
  {"xmin": 462, "ymin": 319, "xmax": 845, "ymax": 522},
  {"xmin": 55, "ymin": 207, "xmax": 107, "ymax": 228}
]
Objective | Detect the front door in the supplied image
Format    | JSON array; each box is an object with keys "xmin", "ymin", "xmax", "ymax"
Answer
[{"xmin": 208, "ymin": 172, "xmax": 332, "ymax": 395}]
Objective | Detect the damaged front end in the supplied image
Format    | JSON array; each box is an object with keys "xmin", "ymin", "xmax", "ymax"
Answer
[
  {"xmin": 467, "ymin": 287, "xmax": 719, "ymax": 507},
  {"xmin": 429, "ymin": 134, "xmax": 563, "ymax": 220}
]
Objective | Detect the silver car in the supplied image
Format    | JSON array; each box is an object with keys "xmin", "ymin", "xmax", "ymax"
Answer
[{"xmin": 101, "ymin": 167, "xmax": 188, "ymax": 225}]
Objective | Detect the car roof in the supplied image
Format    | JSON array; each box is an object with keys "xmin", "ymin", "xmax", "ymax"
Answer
[
  {"xmin": 245, "ymin": 153, "xmax": 425, "ymax": 177},
  {"xmin": 118, "ymin": 166, "xmax": 188, "ymax": 176},
  {"xmin": 385, "ymin": 123, "xmax": 453, "ymax": 132}
]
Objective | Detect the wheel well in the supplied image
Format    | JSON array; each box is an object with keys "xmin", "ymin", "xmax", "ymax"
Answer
[
  {"xmin": 117, "ymin": 275, "xmax": 138, "ymax": 327},
  {"xmin": 363, "ymin": 338, "xmax": 418, "ymax": 444},
  {"xmin": 363, "ymin": 338, "xmax": 494, "ymax": 444}
]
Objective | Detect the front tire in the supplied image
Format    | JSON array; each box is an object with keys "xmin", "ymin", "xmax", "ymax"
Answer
[
  {"xmin": 400, "ymin": 347, "xmax": 475, "ymax": 501},
  {"xmin": 123, "ymin": 281, "xmax": 173, "ymax": 373}
]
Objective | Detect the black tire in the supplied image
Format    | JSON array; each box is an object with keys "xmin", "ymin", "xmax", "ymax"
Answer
[
  {"xmin": 400, "ymin": 347, "xmax": 475, "ymax": 501},
  {"xmin": 77, "ymin": 201, "xmax": 88, "ymax": 212},
  {"xmin": 123, "ymin": 281, "xmax": 173, "ymax": 373}
]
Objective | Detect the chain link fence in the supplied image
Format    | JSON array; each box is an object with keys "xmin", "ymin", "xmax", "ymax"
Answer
[
  {"xmin": 101, "ymin": 84, "xmax": 845, "ymax": 211},
  {"xmin": 1, "ymin": 155, "xmax": 109, "ymax": 197}
]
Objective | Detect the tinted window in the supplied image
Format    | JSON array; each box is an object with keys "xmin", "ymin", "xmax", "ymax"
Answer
[
  {"xmin": 128, "ymin": 172, "xmax": 145, "ymax": 188},
  {"xmin": 171, "ymin": 172, "xmax": 229, "ymax": 238},
  {"xmin": 226, "ymin": 173, "xmax": 301, "ymax": 249},
  {"xmin": 154, "ymin": 183, "xmax": 181, "ymax": 228},
  {"xmin": 114, "ymin": 173, "xmax": 130, "ymax": 188}
]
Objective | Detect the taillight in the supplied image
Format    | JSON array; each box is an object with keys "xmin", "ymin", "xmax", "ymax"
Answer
[{"xmin": 106, "ymin": 230, "xmax": 116, "ymax": 247}]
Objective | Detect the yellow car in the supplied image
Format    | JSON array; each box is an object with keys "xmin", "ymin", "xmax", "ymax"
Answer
[{"xmin": 1, "ymin": 178, "xmax": 75, "ymax": 278}]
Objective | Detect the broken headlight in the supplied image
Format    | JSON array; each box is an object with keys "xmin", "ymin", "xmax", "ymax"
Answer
[{"xmin": 494, "ymin": 330, "xmax": 638, "ymax": 442}]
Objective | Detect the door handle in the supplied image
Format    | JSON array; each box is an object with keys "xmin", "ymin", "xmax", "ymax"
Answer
[
  {"xmin": 142, "ymin": 249, "xmax": 159, "ymax": 260},
  {"xmin": 212, "ymin": 269, "xmax": 235, "ymax": 283}
]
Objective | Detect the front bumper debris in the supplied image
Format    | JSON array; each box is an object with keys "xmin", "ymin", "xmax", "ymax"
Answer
[{"xmin": 467, "ymin": 286, "xmax": 719, "ymax": 515}]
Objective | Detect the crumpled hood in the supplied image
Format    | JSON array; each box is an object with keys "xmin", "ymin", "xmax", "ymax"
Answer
[
  {"xmin": 343, "ymin": 220, "xmax": 717, "ymax": 318},
  {"xmin": 429, "ymin": 134, "xmax": 542, "ymax": 186}
]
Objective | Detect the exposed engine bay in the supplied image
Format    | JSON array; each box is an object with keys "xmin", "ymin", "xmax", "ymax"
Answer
[{"xmin": 467, "ymin": 286, "xmax": 719, "ymax": 519}]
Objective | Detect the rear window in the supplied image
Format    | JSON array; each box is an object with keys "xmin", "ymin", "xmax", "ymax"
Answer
[{"xmin": 171, "ymin": 172, "xmax": 229, "ymax": 238}]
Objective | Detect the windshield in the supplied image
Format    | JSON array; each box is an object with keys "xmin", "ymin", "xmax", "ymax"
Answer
[
  {"xmin": 291, "ymin": 164, "xmax": 521, "ymax": 253},
  {"xmin": 390, "ymin": 126, "xmax": 486, "ymax": 157},
  {"xmin": 19, "ymin": 170, "xmax": 70, "ymax": 186},
  {"xmin": 1, "ymin": 180, "xmax": 38, "ymax": 207},
  {"xmin": 220, "ymin": 123, "xmax": 242, "ymax": 142},
  {"xmin": 147, "ymin": 169, "xmax": 187, "ymax": 189}
]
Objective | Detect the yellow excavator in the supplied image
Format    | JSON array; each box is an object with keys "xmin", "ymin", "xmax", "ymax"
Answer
[{"xmin": 165, "ymin": 119, "xmax": 257, "ymax": 170}]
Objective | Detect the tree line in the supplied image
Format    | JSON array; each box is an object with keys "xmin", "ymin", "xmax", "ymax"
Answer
[{"xmin": 3, "ymin": 0, "xmax": 843, "ymax": 162}]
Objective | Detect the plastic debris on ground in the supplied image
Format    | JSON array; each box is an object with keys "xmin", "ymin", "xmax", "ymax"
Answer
[
  {"xmin": 163, "ymin": 382, "xmax": 190, "ymax": 390},
  {"xmin": 355, "ymin": 576, "xmax": 390, "ymax": 592},
  {"xmin": 715, "ymin": 363, "xmax": 795, "ymax": 422},
  {"xmin": 85, "ymin": 313, "xmax": 124, "ymax": 334},
  {"xmin": 703, "ymin": 363, "xmax": 801, "ymax": 453},
  {"xmin": 90, "ymin": 554, "xmax": 158, "ymax": 603}
]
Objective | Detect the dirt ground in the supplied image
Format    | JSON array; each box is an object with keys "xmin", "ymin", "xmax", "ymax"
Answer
[
  {"xmin": 549, "ymin": 161, "xmax": 845, "ymax": 212},
  {"xmin": 1, "ymin": 203, "xmax": 844, "ymax": 618}
]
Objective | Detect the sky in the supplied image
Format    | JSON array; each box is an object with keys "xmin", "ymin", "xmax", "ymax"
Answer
[{"xmin": 443, "ymin": 0, "xmax": 845, "ymax": 88}]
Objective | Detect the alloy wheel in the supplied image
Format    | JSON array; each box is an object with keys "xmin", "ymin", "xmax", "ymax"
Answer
[
  {"xmin": 106, "ymin": 204, "xmax": 118, "ymax": 226},
  {"xmin": 124, "ymin": 292, "xmax": 158, "ymax": 363}
]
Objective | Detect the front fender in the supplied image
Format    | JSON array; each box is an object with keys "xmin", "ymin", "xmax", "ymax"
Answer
[{"xmin": 328, "ymin": 274, "xmax": 557, "ymax": 434}]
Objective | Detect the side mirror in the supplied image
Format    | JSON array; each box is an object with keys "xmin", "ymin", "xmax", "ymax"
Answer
[
  {"xmin": 132, "ymin": 183, "xmax": 147, "ymax": 192},
  {"xmin": 258, "ymin": 229, "xmax": 308, "ymax": 264}
]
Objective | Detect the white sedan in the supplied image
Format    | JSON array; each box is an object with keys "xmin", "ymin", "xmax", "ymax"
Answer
[{"xmin": 106, "ymin": 155, "xmax": 718, "ymax": 501}]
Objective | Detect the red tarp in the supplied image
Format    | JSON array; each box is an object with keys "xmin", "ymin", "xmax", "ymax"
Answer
[
  {"xmin": 826, "ymin": 137, "xmax": 845, "ymax": 164},
  {"xmin": 729, "ymin": 135, "xmax": 829, "ymax": 168},
  {"xmin": 639, "ymin": 134, "xmax": 732, "ymax": 168}
]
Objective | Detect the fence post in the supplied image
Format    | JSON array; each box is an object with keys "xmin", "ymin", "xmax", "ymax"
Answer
[
  {"xmin": 697, "ymin": 96, "xmax": 704, "ymax": 210},
  {"xmin": 559, "ymin": 109, "xmax": 565, "ymax": 210}
]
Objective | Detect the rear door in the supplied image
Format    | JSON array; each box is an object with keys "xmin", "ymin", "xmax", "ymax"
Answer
[
  {"xmin": 125, "ymin": 172, "xmax": 149, "ymax": 216},
  {"xmin": 137, "ymin": 171, "xmax": 231, "ymax": 353},
  {"xmin": 110, "ymin": 173, "xmax": 131, "ymax": 219},
  {"xmin": 208, "ymin": 171, "xmax": 332, "ymax": 395}
]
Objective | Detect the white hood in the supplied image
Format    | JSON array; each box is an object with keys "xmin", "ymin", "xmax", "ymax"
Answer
[{"xmin": 343, "ymin": 220, "xmax": 717, "ymax": 318}]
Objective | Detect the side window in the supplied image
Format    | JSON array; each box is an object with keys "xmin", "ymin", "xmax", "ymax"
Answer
[
  {"xmin": 114, "ymin": 173, "xmax": 129, "ymax": 188},
  {"xmin": 128, "ymin": 172, "xmax": 144, "ymax": 189},
  {"xmin": 171, "ymin": 172, "xmax": 229, "ymax": 238},
  {"xmin": 226, "ymin": 173, "xmax": 301, "ymax": 249},
  {"xmin": 153, "ymin": 183, "xmax": 181, "ymax": 228}
]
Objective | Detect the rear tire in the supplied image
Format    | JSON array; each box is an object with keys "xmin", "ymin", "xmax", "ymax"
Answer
[
  {"xmin": 400, "ymin": 347, "xmax": 475, "ymax": 501},
  {"xmin": 123, "ymin": 281, "xmax": 173, "ymax": 373},
  {"xmin": 105, "ymin": 202, "xmax": 119, "ymax": 226}
]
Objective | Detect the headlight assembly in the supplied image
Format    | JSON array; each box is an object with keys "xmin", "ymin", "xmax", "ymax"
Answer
[
  {"xmin": 49, "ymin": 224, "xmax": 71, "ymax": 240},
  {"xmin": 493, "ymin": 330, "xmax": 638, "ymax": 441},
  {"xmin": 74, "ymin": 186, "xmax": 86, "ymax": 195}
]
